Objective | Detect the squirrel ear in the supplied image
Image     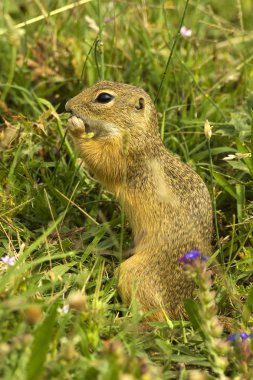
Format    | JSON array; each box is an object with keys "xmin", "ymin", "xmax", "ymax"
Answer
[{"xmin": 135, "ymin": 97, "xmax": 145, "ymax": 110}]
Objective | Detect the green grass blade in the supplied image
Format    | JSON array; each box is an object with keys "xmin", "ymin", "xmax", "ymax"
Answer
[
  {"xmin": 0, "ymin": 215, "xmax": 64, "ymax": 292},
  {"xmin": 184, "ymin": 299, "xmax": 204, "ymax": 339},
  {"xmin": 213, "ymin": 172, "xmax": 237, "ymax": 199},
  {"xmin": 235, "ymin": 183, "xmax": 245, "ymax": 223},
  {"xmin": 25, "ymin": 303, "xmax": 58, "ymax": 380},
  {"xmin": 236, "ymin": 138, "xmax": 253, "ymax": 178}
]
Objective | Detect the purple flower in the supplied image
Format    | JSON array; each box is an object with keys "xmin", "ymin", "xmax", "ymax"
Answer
[
  {"xmin": 1, "ymin": 255, "xmax": 16, "ymax": 266},
  {"xmin": 227, "ymin": 332, "xmax": 253, "ymax": 342},
  {"xmin": 179, "ymin": 250, "xmax": 208, "ymax": 263},
  {"xmin": 180, "ymin": 26, "xmax": 192, "ymax": 38}
]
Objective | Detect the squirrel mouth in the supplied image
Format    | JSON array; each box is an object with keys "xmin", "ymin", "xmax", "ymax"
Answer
[
  {"xmin": 67, "ymin": 114, "xmax": 120, "ymax": 139},
  {"xmin": 67, "ymin": 115, "xmax": 93, "ymax": 136}
]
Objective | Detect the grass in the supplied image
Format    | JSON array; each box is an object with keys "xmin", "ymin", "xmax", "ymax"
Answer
[{"xmin": 0, "ymin": 0, "xmax": 253, "ymax": 379}]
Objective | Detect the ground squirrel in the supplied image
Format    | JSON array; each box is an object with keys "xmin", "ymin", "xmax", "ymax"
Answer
[{"xmin": 65, "ymin": 81, "xmax": 213, "ymax": 321}]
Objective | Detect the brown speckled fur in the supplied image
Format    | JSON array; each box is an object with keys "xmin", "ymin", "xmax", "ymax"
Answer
[{"xmin": 65, "ymin": 81, "xmax": 213, "ymax": 321}]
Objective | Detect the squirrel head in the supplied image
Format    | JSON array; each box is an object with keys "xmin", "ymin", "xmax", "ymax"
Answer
[
  {"xmin": 65, "ymin": 81, "xmax": 159, "ymax": 150},
  {"xmin": 65, "ymin": 81, "xmax": 161, "ymax": 189}
]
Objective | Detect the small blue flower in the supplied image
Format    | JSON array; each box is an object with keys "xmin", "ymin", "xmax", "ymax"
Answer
[
  {"xmin": 179, "ymin": 250, "xmax": 208, "ymax": 263},
  {"xmin": 227, "ymin": 332, "xmax": 253, "ymax": 342}
]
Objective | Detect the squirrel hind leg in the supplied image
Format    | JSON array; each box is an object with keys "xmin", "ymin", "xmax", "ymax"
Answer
[{"xmin": 116, "ymin": 257, "xmax": 169, "ymax": 322}]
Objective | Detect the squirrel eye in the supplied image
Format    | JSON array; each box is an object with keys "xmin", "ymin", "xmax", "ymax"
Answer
[{"xmin": 95, "ymin": 92, "xmax": 114, "ymax": 103}]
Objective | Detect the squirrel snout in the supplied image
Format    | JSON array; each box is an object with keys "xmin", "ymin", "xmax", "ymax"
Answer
[{"xmin": 65, "ymin": 100, "xmax": 72, "ymax": 112}]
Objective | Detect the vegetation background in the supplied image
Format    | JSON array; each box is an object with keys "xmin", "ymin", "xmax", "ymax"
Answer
[{"xmin": 0, "ymin": 0, "xmax": 253, "ymax": 379}]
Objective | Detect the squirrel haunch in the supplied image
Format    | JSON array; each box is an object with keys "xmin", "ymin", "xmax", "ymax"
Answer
[{"xmin": 66, "ymin": 81, "xmax": 213, "ymax": 321}]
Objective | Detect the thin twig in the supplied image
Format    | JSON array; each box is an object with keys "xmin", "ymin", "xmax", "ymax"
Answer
[{"xmin": 0, "ymin": 0, "xmax": 92, "ymax": 36}]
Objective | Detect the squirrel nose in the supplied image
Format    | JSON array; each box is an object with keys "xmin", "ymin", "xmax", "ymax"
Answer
[{"xmin": 65, "ymin": 100, "xmax": 71, "ymax": 112}]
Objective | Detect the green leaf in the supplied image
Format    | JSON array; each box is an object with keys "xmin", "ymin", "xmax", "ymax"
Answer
[
  {"xmin": 48, "ymin": 263, "xmax": 76, "ymax": 277},
  {"xmin": 26, "ymin": 303, "xmax": 58, "ymax": 380},
  {"xmin": 213, "ymin": 172, "xmax": 237, "ymax": 199},
  {"xmin": 226, "ymin": 160, "xmax": 250, "ymax": 174},
  {"xmin": 236, "ymin": 183, "xmax": 245, "ymax": 224},
  {"xmin": 236, "ymin": 138, "xmax": 253, "ymax": 178},
  {"xmin": 230, "ymin": 112, "xmax": 251, "ymax": 139},
  {"xmin": 184, "ymin": 299, "xmax": 205, "ymax": 340}
]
